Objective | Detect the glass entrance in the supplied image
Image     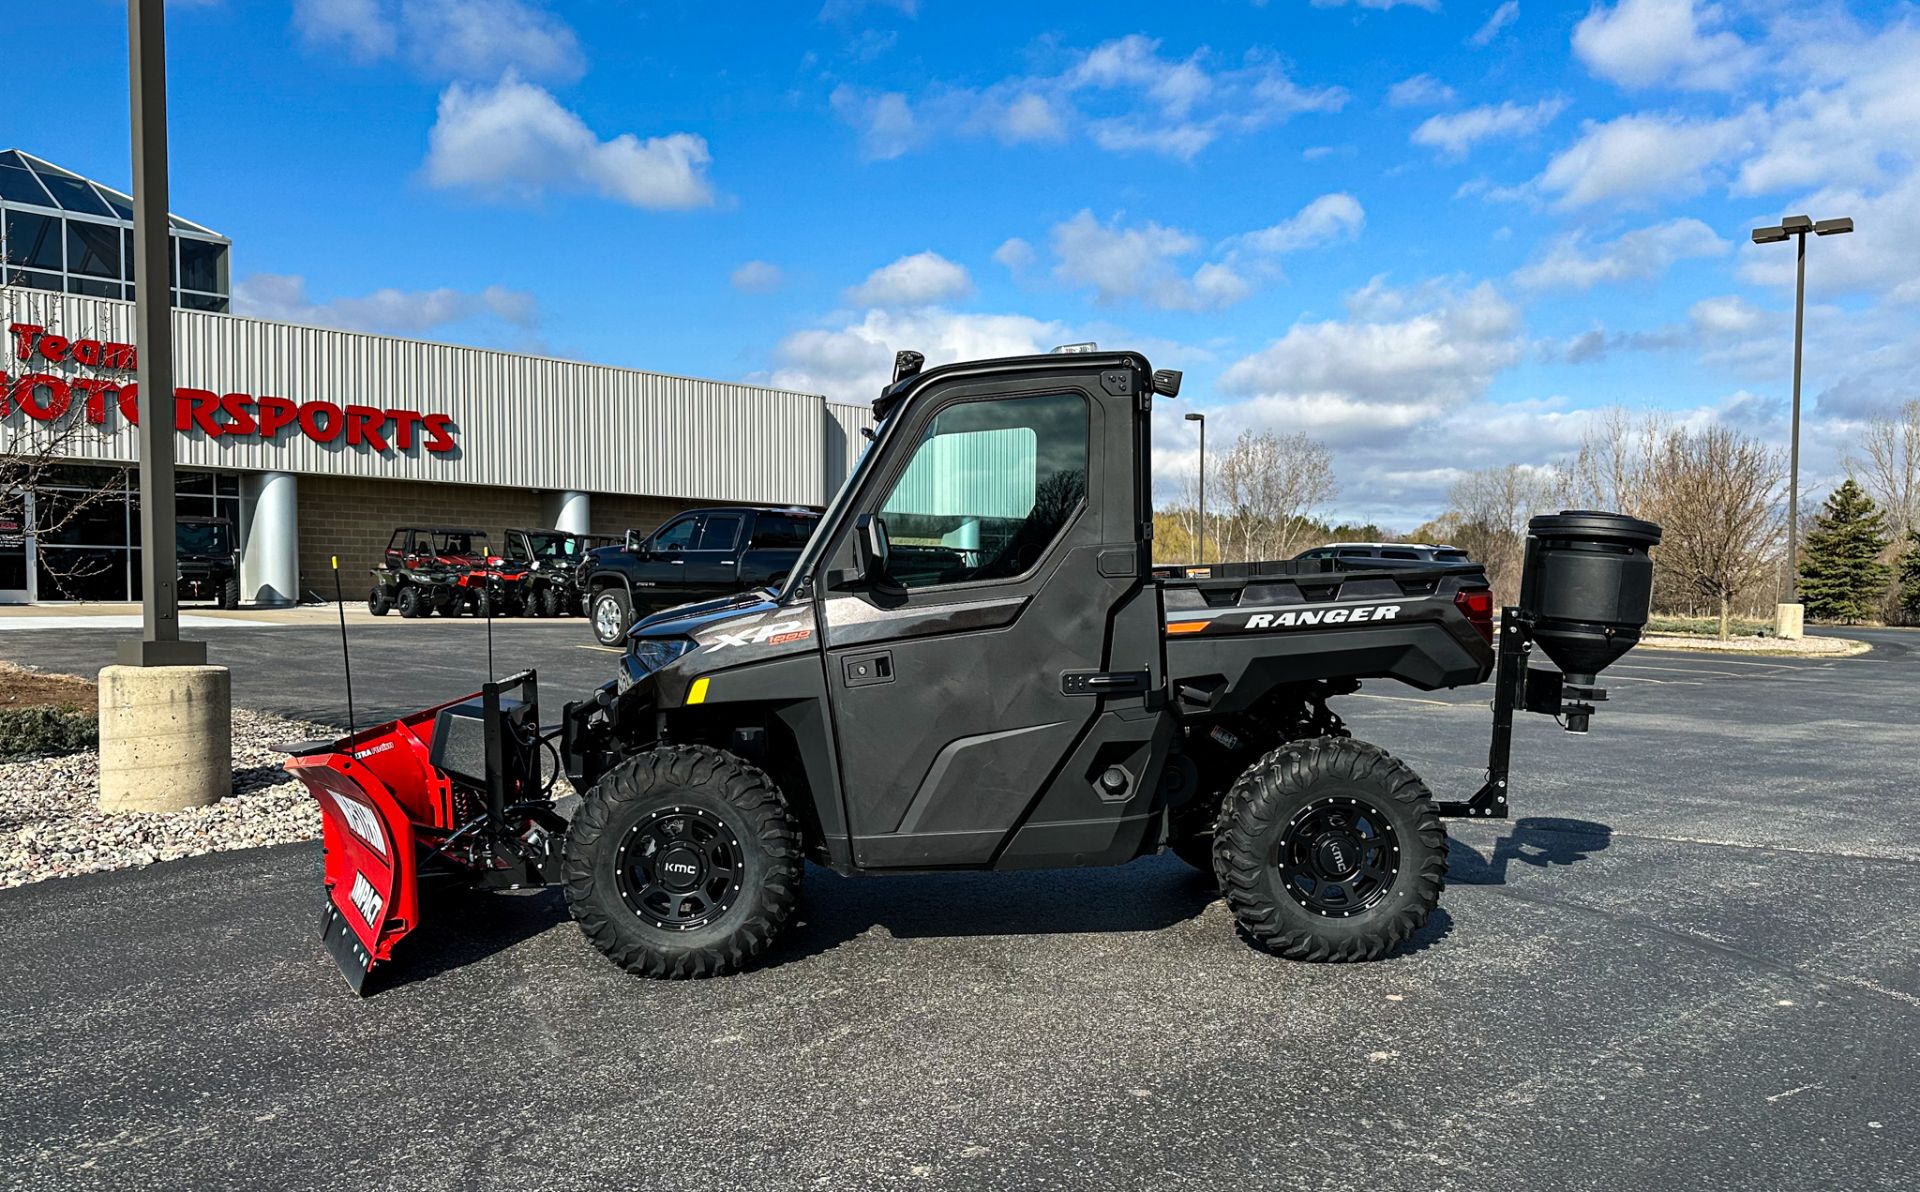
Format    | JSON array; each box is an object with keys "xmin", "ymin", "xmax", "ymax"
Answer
[{"xmin": 0, "ymin": 500, "xmax": 27, "ymax": 603}]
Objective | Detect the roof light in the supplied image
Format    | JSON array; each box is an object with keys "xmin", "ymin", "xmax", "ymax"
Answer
[
  {"xmin": 1814, "ymin": 217, "xmax": 1854, "ymax": 236},
  {"xmin": 1051, "ymin": 342, "xmax": 1098, "ymax": 354}
]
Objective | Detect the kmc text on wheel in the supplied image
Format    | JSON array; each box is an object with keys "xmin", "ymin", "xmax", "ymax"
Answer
[
  {"xmin": 1214, "ymin": 737, "xmax": 1447, "ymax": 962},
  {"xmin": 563, "ymin": 745, "xmax": 802, "ymax": 978}
]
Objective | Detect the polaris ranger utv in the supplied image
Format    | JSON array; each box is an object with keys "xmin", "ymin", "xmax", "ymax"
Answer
[
  {"xmin": 289, "ymin": 348, "xmax": 1659, "ymax": 990},
  {"xmin": 175, "ymin": 516, "xmax": 240, "ymax": 609}
]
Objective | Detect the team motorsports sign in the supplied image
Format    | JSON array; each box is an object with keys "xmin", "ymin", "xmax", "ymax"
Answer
[{"xmin": 3, "ymin": 322, "xmax": 458, "ymax": 454}]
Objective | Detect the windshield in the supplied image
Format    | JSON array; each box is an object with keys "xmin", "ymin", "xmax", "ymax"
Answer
[
  {"xmin": 525, "ymin": 532, "xmax": 582, "ymax": 560},
  {"xmin": 175, "ymin": 522, "xmax": 229, "ymax": 555},
  {"xmin": 781, "ymin": 417, "xmax": 884, "ymax": 598},
  {"xmin": 435, "ymin": 531, "xmax": 489, "ymax": 557}
]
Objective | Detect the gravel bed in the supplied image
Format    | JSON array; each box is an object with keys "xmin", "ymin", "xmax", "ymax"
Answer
[{"xmin": 1, "ymin": 708, "xmax": 336, "ymax": 890}]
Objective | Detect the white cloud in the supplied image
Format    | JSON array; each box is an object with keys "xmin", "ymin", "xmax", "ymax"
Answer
[
  {"xmin": 1216, "ymin": 277, "xmax": 1525, "ymax": 443},
  {"xmin": 293, "ymin": 0, "xmax": 583, "ymax": 81},
  {"xmin": 1534, "ymin": 110, "xmax": 1753, "ymax": 208},
  {"xmin": 1469, "ymin": 2, "xmax": 1521, "ymax": 48},
  {"xmin": 1387, "ymin": 74, "xmax": 1455, "ymax": 108},
  {"xmin": 993, "ymin": 237, "xmax": 1036, "ymax": 272},
  {"xmin": 423, "ymin": 74, "xmax": 715, "ymax": 209},
  {"xmin": 817, "ymin": 0, "xmax": 918, "ymax": 20},
  {"xmin": 1234, "ymin": 193, "xmax": 1366, "ymax": 254},
  {"xmin": 829, "ymin": 35, "xmax": 1345, "ymax": 163},
  {"xmin": 767, "ymin": 308, "xmax": 1070, "ymax": 404},
  {"xmin": 1411, "ymin": 98, "xmax": 1566, "ymax": 160},
  {"xmin": 1572, "ymin": 0, "xmax": 1757, "ymax": 91},
  {"xmin": 1050, "ymin": 211, "xmax": 1207, "ymax": 309},
  {"xmin": 1733, "ymin": 24, "xmax": 1920, "ymax": 197},
  {"xmin": 730, "ymin": 261, "xmax": 783, "ymax": 293},
  {"xmin": 233, "ymin": 274, "xmax": 538, "ymax": 335},
  {"xmin": 1308, "ymin": 0, "xmax": 1440, "ymax": 10},
  {"xmin": 1512, "ymin": 217, "xmax": 1727, "ymax": 290},
  {"xmin": 830, "ymin": 87, "xmax": 919, "ymax": 160},
  {"xmin": 844, "ymin": 251, "xmax": 973, "ymax": 307},
  {"xmin": 293, "ymin": 0, "xmax": 394, "ymax": 63},
  {"xmin": 1737, "ymin": 170, "xmax": 1920, "ymax": 301}
]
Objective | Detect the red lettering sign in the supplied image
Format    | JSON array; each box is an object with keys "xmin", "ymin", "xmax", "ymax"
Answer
[{"xmin": 2, "ymin": 322, "xmax": 459, "ymax": 455}]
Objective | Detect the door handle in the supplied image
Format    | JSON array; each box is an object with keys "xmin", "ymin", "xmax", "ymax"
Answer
[
  {"xmin": 842, "ymin": 651, "xmax": 894, "ymax": 688},
  {"xmin": 669, "ymin": 559, "xmax": 685, "ymax": 565}
]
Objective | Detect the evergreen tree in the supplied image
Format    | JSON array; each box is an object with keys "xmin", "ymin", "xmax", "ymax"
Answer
[
  {"xmin": 1898, "ymin": 529, "xmax": 1920, "ymax": 626},
  {"xmin": 1797, "ymin": 480, "xmax": 1892, "ymax": 623}
]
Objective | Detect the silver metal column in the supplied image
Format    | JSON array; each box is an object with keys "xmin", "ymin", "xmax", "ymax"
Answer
[
  {"xmin": 544, "ymin": 490, "xmax": 592, "ymax": 535},
  {"xmin": 239, "ymin": 471, "xmax": 299, "ymax": 606}
]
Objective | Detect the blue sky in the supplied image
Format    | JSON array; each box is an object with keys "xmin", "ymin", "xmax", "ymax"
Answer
[{"xmin": 10, "ymin": 0, "xmax": 1919, "ymax": 526}]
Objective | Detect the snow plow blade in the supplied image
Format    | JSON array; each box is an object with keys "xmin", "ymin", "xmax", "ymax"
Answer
[{"xmin": 283, "ymin": 672, "xmax": 558, "ymax": 994}]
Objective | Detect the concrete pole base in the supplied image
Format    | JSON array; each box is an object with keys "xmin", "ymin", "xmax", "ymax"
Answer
[
  {"xmin": 98, "ymin": 665, "xmax": 232, "ymax": 813},
  {"xmin": 1774, "ymin": 603, "xmax": 1805, "ymax": 640}
]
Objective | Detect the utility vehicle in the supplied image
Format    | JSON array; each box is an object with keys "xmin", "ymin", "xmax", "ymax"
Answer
[
  {"xmin": 175, "ymin": 516, "xmax": 239, "ymax": 609},
  {"xmin": 369, "ymin": 527, "xmax": 526, "ymax": 618},
  {"xmin": 503, "ymin": 528, "xmax": 615, "ymax": 618},
  {"xmin": 290, "ymin": 349, "xmax": 1659, "ymax": 991},
  {"xmin": 579, "ymin": 506, "xmax": 820, "ymax": 645}
]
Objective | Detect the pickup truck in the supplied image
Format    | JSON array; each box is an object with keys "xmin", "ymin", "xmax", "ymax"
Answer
[
  {"xmin": 290, "ymin": 346, "xmax": 1659, "ymax": 991},
  {"xmin": 578, "ymin": 506, "xmax": 820, "ymax": 645}
]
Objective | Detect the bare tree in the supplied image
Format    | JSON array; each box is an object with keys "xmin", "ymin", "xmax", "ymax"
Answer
[
  {"xmin": 1212, "ymin": 428, "xmax": 1337, "ymax": 562},
  {"xmin": 1848, "ymin": 399, "xmax": 1920, "ymax": 541},
  {"xmin": 1447, "ymin": 464, "xmax": 1558, "ymax": 606},
  {"xmin": 1646, "ymin": 425, "xmax": 1784, "ymax": 639},
  {"xmin": 1560, "ymin": 406, "xmax": 1664, "ymax": 518},
  {"xmin": 1, "ymin": 288, "xmax": 129, "ymax": 597}
]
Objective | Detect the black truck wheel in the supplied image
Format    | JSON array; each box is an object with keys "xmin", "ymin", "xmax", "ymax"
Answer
[
  {"xmin": 396, "ymin": 585, "xmax": 426, "ymax": 618},
  {"xmin": 1214, "ymin": 737, "xmax": 1446, "ymax": 962},
  {"xmin": 590, "ymin": 588, "xmax": 632, "ymax": 646},
  {"xmin": 564, "ymin": 745, "xmax": 802, "ymax": 978},
  {"xmin": 368, "ymin": 585, "xmax": 391, "ymax": 616}
]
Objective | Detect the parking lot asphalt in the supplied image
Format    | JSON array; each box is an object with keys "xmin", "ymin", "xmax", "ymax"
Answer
[{"xmin": 2, "ymin": 624, "xmax": 1916, "ymax": 1191}]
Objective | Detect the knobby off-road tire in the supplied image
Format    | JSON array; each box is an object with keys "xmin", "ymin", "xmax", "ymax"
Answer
[
  {"xmin": 396, "ymin": 585, "xmax": 425, "ymax": 618},
  {"xmin": 219, "ymin": 578, "xmax": 241, "ymax": 610},
  {"xmin": 564, "ymin": 745, "xmax": 803, "ymax": 978},
  {"xmin": 1214, "ymin": 737, "xmax": 1446, "ymax": 962},
  {"xmin": 542, "ymin": 587, "xmax": 567, "ymax": 618},
  {"xmin": 368, "ymin": 585, "xmax": 391, "ymax": 616}
]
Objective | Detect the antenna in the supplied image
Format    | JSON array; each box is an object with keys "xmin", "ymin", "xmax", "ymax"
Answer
[
  {"xmin": 331, "ymin": 557, "xmax": 357, "ymax": 743},
  {"xmin": 484, "ymin": 574, "xmax": 495, "ymax": 682}
]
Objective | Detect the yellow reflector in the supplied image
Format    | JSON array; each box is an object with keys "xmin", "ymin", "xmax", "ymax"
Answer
[
  {"xmin": 330, "ymin": 555, "xmax": 339, "ymax": 569},
  {"xmin": 686, "ymin": 677, "xmax": 710, "ymax": 705},
  {"xmin": 1166, "ymin": 621, "xmax": 1209, "ymax": 635}
]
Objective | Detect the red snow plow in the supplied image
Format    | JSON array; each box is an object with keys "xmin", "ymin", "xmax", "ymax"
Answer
[{"xmin": 284, "ymin": 672, "xmax": 566, "ymax": 993}]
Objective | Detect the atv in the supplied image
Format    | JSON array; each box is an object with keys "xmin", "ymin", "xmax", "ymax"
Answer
[{"xmin": 292, "ymin": 348, "xmax": 1660, "ymax": 992}]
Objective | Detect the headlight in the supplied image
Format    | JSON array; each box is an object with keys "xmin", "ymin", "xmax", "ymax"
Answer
[{"xmin": 631, "ymin": 637, "xmax": 696, "ymax": 674}]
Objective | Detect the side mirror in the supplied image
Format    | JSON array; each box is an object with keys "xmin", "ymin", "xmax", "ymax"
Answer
[
  {"xmin": 624, "ymin": 530, "xmax": 643, "ymax": 553},
  {"xmin": 852, "ymin": 513, "xmax": 891, "ymax": 583}
]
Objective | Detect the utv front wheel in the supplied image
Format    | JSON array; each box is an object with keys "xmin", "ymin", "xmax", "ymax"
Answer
[
  {"xmin": 1214, "ymin": 738, "xmax": 1446, "ymax": 962},
  {"xmin": 564, "ymin": 745, "xmax": 802, "ymax": 978},
  {"xmin": 396, "ymin": 586, "xmax": 425, "ymax": 618},
  {"xmin": 368, "ymin": 585, "xmax": 391, "ymax": 616},
  {"xmin": 218, "ymin": 577, "xmax": 240, "ymax": 610}
]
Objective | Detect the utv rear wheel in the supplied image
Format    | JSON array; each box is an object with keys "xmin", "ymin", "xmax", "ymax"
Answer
[
  {"xmin": 591, "ymin": 588, "xmax": 632, "ymax": 646},
  {"xmin": 368, "ymin": 585, "xmax": 391, "ymax": 616},
  {"xmin": 1214, "ymin": 737, "xmax": 1446, "ymax": 962},
  {"xmin": 541, "ymin": 587, "xmax": 567, "ymax": 618},
  {"xmin": 564, "ymin": 745, "xmax": 802, "ymax": 978},
  {"xmin": 396, "ymin": 586, "xmax": 425, "ymax": 618}
]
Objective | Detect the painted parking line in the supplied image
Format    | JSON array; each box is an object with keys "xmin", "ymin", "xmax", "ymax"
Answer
[
  {"xmin": 0, "ymin": 614, "xmax": 270, "ymax": 631},
  {"xmin": 577, "ymin": 644, "xmax": 623, "ymax": 654}
]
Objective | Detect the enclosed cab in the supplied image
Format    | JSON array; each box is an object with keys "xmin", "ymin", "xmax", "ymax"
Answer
[{"xmin": 175, "ymin": 516, "xmax": 238, "ymax": 609}]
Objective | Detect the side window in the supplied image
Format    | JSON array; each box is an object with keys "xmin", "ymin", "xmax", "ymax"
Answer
[
  {"xmin": 1337, "ymin": 548, "xmax": 1374, "ymax": 559},
  {"xmin": 876, "ymin": 391, "xmax": 1089, "ymax": 590},
  {"xmin": 697, "ymin": 514, "xmax": 742, "ymax": 551},
  {"xmin": 652, "ymin": 517, "xmax": 698, "ymax": 552},
  {"xmin": 750, "ymin": 514, "xmax": 816, "ymax": 549},
  {"xmin": 1380, "ymin": 549, "xmax": 1420, "ymax": 560}
]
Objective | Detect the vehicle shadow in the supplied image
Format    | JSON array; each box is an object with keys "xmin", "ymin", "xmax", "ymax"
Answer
[
  {"xmin": 1447, "ymin": 816, "xmax": 1614, "ymax": 886},
  {"xmin": 761, "ymin": 854, "xmax": 1220, "ymax": 970},
  {"xmin": 368, "ymin": 886, "xmax": 571, "ymax": 994}
]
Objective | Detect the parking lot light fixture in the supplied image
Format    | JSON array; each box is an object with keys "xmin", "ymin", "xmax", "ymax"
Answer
[
  {"xmin": 1749, "ymin": 211, "xmax": 1854, "ymax": 635},
  {"xmin": 1185, "ymin": 412, "xmax": 1206, "ymax": 566}
]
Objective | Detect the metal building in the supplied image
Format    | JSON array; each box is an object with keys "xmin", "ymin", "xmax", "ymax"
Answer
[{"xmin": 1, "ymin": 155, "xmax": 871, "ymax": 606}]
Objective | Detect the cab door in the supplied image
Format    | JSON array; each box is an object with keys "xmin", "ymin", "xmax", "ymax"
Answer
[
  {"xmin": 681, "ymin": 511, "xmax": 745, "ymax": 598},
  {"xmin": 633, "ymin": 513, "xmax": 700, "ymax": 611},
  {"xmin": 820, "ymin": 378, "xmax": 1148, "ymax": 869}
]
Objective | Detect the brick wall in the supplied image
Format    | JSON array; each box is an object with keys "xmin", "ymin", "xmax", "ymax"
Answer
[{"xmin": 292, "ymin": 477, "xmax": 708, "ymax": 601}]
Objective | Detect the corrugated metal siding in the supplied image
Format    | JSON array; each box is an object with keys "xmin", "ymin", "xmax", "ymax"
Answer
[{"xmin": 2, "ymin": 289, "xmax": 831, "ymax": 505}]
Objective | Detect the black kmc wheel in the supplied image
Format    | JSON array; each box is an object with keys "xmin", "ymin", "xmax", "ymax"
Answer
[
  {"xmin": 1214, "ymin": 737, "xmax": 1446, "ymax": 962},
  {"xmin": 564, "ymin": 745, "xmax": 802, "ymax": 978}
]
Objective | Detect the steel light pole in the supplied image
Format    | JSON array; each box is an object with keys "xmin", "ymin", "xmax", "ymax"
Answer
[
  {"xmin": 1751, "ymin": 213, "xmax": 1853, "ymax": 610},
  {"xmin": 1184, "ymin": 412, "xmax": 1206, "ymax": 566}
]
